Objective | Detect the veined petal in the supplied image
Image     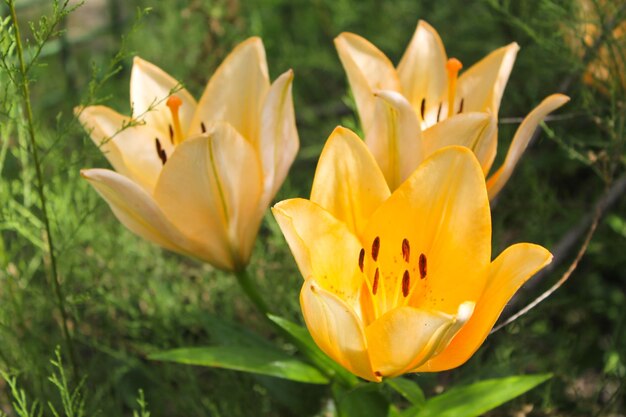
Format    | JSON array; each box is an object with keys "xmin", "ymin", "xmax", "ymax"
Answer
[
  {"xmin": 130, "ymin": 57, "xmax": 197, "ymax": 136},
  {"xmin": 335, "ymin": 32, "xmax": 401, "ymax": 137},
  {"xmin": 272, "ymin": 198, "xmax": 364, "ymax": 306},
  {"xmin": 80, "ymin": 168, "xmax": 189, "ymax": 255},
  {"xmin": 486, "ymin": 94, "xmax": 570, "ymax": 199},
  {"xmin": 190, "ymin": 37, "xmax": 270, "ymax": 145},
  {"xmin": 365, "ymin": 306, "xmax": 456, "ymax": 377},
  {"xmin": 422, "ymin": 112, "xmax": 497, "ymax": 175},
  {"xmin": 415, "ymin": 243, "xmax": 552, "ymax": 372},
  {"xmin": 363, "ymin": 147, "xmax": 491, "ymax": 316},
  {"xmin": 310, "ymin": 126, "xmax": 390, "ymax": 239},
  {"xmin": 396, "ymin": 20, "xmax": 448, "ymax": 120},
  {"xmin": 154, "ymin": 123, "xmax": 263, "ymax": 271},
  {"xmin": 301, "ymin": 279, "xmax": 378, "ymax": 382},
  {"xmin": 367, "ymin": 90, "xmax": 424, "ymax": 190},
  {"xmin": 258, "ymin": 69, "xmax": 299, "ymax": 207},
  {"xmin": 76, "ymin": 105, "xmax": 170, "ymax": 193},
  {"xmin": 456, "ymin": 43, "xmax": 519, "ymax": 115}
]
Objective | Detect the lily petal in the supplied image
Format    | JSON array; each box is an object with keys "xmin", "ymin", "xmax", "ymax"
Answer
[
  {"xmin": 422, "ymin": 112, "xmax": 497, "ymax": 175},
  {"xmin": 335, "ymin": 32, "xmax": 401, "ymax": 137},
  {"xmin": 76, "ymin": 105, "xmax": 170, "ymax": 193},
  {"xmin": 486, "ymin": 94, "xmax": 570, "ymax": 199},
  {"xmin": 80, "ymin": 168, "xmax": 189, "ymax": 255},
  {"xmin": 363, "ymin": 147, "xmax": 491, "ymax": 315},
  {"xmin": 153, "ymin": 123, "xmax": 263, "ymax": 271},
  {"xmin": 191, "ymin": 37, "xmax": 270, "ymax": 145},
  {"xmin": 365, "ymin": 306, "xmax": 457, "ymax": 377},
  {"xmin": 310, "ymin": 126, "xmax": 390, "ymax": 239},
  {"xmin": 258, "ymin": 69, "xmax": 299, "ymax": 206},
  {"xmin": 130, "ymin": 57, "xmax": 197, "ymax": 136},
  {"xmin": 367, "ymin": 90, "xmax": 424, "ymax": 190},
  {"xmin": 301, "ymin": 279, "xmax": 378, "ymax": 382},
  {"xmin": 272, "ymin": 198, "xmax": 364, "ymax": 306},
  {"xmin": 456, "ymin": 43, "xmax": 519, "ymax": 115},
  {"xmin": 396, "ymin": 20, "xmax": 448, "ymax": 120},
  {"xmin": 415, "ymin": 243, "xmax": 552, "ymax": 372}
]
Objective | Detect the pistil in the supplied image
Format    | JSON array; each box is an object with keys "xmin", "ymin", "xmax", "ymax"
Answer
[
  {"xmin": 166, "ymin": 95, "xmax": 185, "ymax": 145},
  {"xmin": 446, "ymin": 58, "xmax": 463, "ymax": 118}
]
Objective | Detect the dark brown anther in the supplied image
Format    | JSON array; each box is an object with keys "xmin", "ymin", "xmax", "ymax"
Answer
[
  {"xmin": 458, "ymin": 98, "xmax": 464, "ymax": 114},
  {"xmin": 372, "ymin": 268, "xmax": 379, "ymax": 295},
  {"xmin": 201, "ymin": 122, "xmax": 207, "ymax": 133},
  {"xmin": 419, "ymin": 253, "xmax": 427, "ymax": 279},
  {"xmin": 371, "ymin": 237, "xmax": 380, "ymax": 261},
  {"xmin": 420, "ymin": 98, "xmax": 426, "ymax": 120},
  {"xmin": 402, "ymin": 270, "xmax": 410, "ymax": 297},
  {"xmin": 436, "ymin": 102, "xmax": 442, "ymax": 122},
  {"xmin": 401, "ymin": 238, "xmax": 410, "ymax": 263},
  {"xmin": 168, "ymin": 124, "xmax": 174, "ymax": 144},
  {"xmin": 375, "ymin": 371, "xmax": 382, "ymax": 377},
  {"xmin": 155, "ymin": 138, "xmax": 167, "ymax": 165},
  {"xmin": 358, "ymin": 248, "xmax": 365, "ymax": 273}
]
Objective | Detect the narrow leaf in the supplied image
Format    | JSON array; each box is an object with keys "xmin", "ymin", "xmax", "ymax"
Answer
[{"xmin": 149, "ymin": 346, "xmax": 329, "ymax": 384}]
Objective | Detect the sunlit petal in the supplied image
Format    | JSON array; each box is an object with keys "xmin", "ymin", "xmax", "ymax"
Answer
[
  {"xmin": 422, "ymin": 112, "xmax": 497, "ymax": 175},
  {"xmin": 191, "ymin": 37, "xmax": 270, "ymax": 144},
  {"xmin": 310, "ymin": 126, "xmax": 390, "ymax": 239},
  {"xmin": 301, "ymin": 279, "xmax": 378, "ymax": 382},
  {"xmin": 456, "ymin": 43, "xmax": 519, "ymax": 115},
  {"xmin": 367, "ymin": 90, "xmax": 424, "ymax": 189},
  {"xmin": 130, "ymin": 57, "xmax": 197, "ymax": 136},
  {"xmin": 272, "ymin": 198, "xmax": 364, "ymax": 306},
  {"xmin": 154, "ymin": 123, "xmax": 263, "ymax": 270},
  {"xmin": 487, "ymin": 94, "xmax": 570, "ymax": 198},
  {"xmin": 415, "ymin": 243, "xmax": 552, "ymax": 372},
  {"xmin": 397, "ymin": 20, "xmax": 448, "ymax": 120},
  {"xmin": 335, "ymin": 32, "xmax": 401, "ymax": 137}
]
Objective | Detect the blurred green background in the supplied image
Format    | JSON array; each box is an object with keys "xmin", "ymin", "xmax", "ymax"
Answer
[{"xmin": 0, "ymin": 0, "xmax": 625, "ymax": 416}]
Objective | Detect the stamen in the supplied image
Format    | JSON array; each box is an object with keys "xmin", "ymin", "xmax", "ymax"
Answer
[
  {"xmin": 446, "ymin": 58, "xmax": 463, "ymax": 118},
  {"xmin": 420, "ymin": 98, "xmax": 426, "ymax": 120},
  {"xmin": 166, "ymin": 95, "xmax": 184, "ymax": 145},
  {"xmin": 436, "ymin": 102, "xmax": 442, "ymax": 122},
  {"xmin": 402, "ymin": 270, "xmax": 410, "ymax": 297},
  {"xmin": 168, "ymin": 124, "xmax": 174, "ymax": 144},
  {"xmin": 372, "ymin": 268, "xmax": 379, "ymax": 295},
  {"xmin": 419, "ymin": 253, "xmax": 427, "ymax": 279},
  {"xmin": 401, "ymin": 238, "xmax": 410, "ymax": 263},
  {"xmin": 358, "ymin": 248, "xmax": 365, "ymax": 273},
  {"xmin": 155, "ymin": 138, "xmax": 167, "ymax": 165},
  {"xmin": 201, "ymin": 122, "xmax": 207, "ymax": 133},
  {"xmin": 458, "ymin": 98, "xmax": 465, "ymax": 114},
  {"xmin": 375, "ymin": 371, "xmax": 382, "ymax": 377},
  {"xmin": 371, "ymin": 237, "xmax": 380, "ymax": 261}
]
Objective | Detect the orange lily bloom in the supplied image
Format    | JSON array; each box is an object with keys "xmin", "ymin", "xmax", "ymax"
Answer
[
  {"xmin": 335, "ymin": 20, "xmax": 569, "ymax": 198},
  {"xmin": 78, "ymin": 38, "xmax": 298, "ymax": 271},
  {"xmin": 273, "ymin": 127, "xmax": 552, "ymax": 381}
]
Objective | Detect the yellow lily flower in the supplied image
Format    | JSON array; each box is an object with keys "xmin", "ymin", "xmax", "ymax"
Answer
[
  {"xmin": 273, "ymin": 127, "xmax": 552, "ymax": 381},
  {"xmin": 78, "ymin": 37, "xmax": 298, "ymax": 271},
  {"xmin": 335, "ymin": 20, "xmax": 569, "ymax": 198}
]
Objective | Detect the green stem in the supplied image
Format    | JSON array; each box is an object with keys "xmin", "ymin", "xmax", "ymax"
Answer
[
  {"xmin": 234, "ymin": 268, "xmax": 271, "ymax": 317},
  {"xmin": 8, "ymin": 0, "xmax": 78, "ymax": 382}
]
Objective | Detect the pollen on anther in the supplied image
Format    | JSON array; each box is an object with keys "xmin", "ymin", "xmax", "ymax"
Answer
[
  {"xmin": 419, "ymin": 253, "xmax": 427, "ymax": 279},
  {"xmin": 420, "ymin": 98, "xmax": 426, "ymax": 120},
  {"xmin": 458, "ymin": 98, "xmax": 465, "ymax": 114},
  {"xmin": 402, "ymin": 270, "xmax": 410, "ymax": 297},
  {"xmin": 168, "ymin": 124, "xmax": 174, "ymax": 143},
  {"xmin": 436, "ymin": 102, "xmax": 442, "ymax": 122},
  {"xmin": 371, "ymin": 237, "xmax": 380, "ymax": 261},
  {"xmin": 201, "ymin": 122, "xmax": 207, "ymax": 133},
  {"xmin": 155, "ymin": 138, "xmax": 167, "ymax": 165},
  {"xmin": 358, "ymin": 248, "xmax": 365, "ymax": 272},
  {"xmin": 372, "ymin": 268, "xmax": 379, "ymax": 295},
  {"xmin": 401, "ymin": 238, "xmax": 410, "ymax": 263}
]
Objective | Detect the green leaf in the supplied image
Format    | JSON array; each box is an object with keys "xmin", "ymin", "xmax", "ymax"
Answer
[
  {"xmin": 334, "ymin": 383, "xmax": 390, "ymax": 417},
  {"xmin": 149, "ymin": 346, "xmax": 329, "ymax": 384},
  {"xmin": 408, "ymin": 374, "xmax": 552, "ymax": 417},
  {"xmin": 268, "ymin": 314, "xmax": 359, "ymax": 386},
  {"xmin": 386, "ymin": 377, "xmax": 426, "ymax": 406}
]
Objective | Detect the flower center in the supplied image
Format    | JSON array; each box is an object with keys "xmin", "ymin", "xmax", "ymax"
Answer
[
  {"xmin": 446, "ymin": 57, "xmax": 463, "ymax": 118},
  {"xmin": 166, "ymin": 95, "xmax": 185, "ymax": 145}
]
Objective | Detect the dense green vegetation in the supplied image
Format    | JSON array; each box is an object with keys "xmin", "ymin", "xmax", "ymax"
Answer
[{"xmin": 0, "ymin": 0, "xmax": 624, "ymax": 416}]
